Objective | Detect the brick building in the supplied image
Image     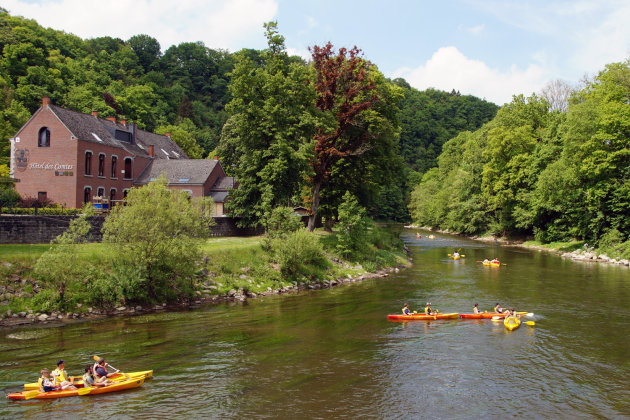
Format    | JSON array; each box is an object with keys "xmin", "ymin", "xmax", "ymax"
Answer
[{"xmin": 9, "ymin": 97, "xmax": 233, "ymax": 215}]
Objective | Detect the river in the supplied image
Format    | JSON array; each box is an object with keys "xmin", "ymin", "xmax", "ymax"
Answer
[{"xmin": 2, "ymin": 230, "xmax": 629, "ymax": 418}]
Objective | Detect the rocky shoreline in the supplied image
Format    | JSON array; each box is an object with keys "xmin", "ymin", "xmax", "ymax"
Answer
[{"xmin": 0, "ymin": 261, "xmax": 410, "ymax": 330}]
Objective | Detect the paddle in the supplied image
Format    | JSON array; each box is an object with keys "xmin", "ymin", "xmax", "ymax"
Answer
[
  {"xmin": 77, "ymin": 386, "xmax": 94, "ymax": 396},
  {"xmin": 23, "ymin": 390, "xmax": 41, "ymax": 400},
  {"xmin": 524, "ymin": 321, "xmax": 535, "ymax": 326}
]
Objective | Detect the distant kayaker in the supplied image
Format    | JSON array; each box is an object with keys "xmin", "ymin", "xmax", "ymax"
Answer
[
  {"xmin": 402, "ymin": 303, "xmax": 412, "ymax": 315},
  {"xmin": 473, "ymin": 303, "xmax": 480, "ymax": 314},
  {"xmin": 52, "ymin": 360, "xmax": 77, "ymax": 390},
  {"xmin": 39, "ymin": 368, "xmax": 59, "ymax": 392},
  {"xmin": 483, "ymin": 258, "xmax": 490, "ymax": 264},
  {"xmin": 453, "ymin": 251, "xmax": 460, "ymax": 258},
  {"xmin": 491, "ymin": 258, "xmax": 499, "ymax": 264},
  {"xmin": 505, "ymin": 307, "xmax": 519, "ymax": 319},
  {"xmin": 494, "ymin": 303, "xmax": 505, "ymax": 313},
  {"xmin": 424, "ymin": 303, "xmax": 437, "ymax": 315},
  {"xmin": 93, "ymin": 358, "xmax": 119, "ymax": 383}
]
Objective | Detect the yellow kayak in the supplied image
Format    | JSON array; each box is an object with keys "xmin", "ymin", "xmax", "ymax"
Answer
[
  {"xmin": 504, "ymin": 317, "xmax": 521, "ymax": 331},
  {"xmin": 23, "ymin": 370, "xmax": 152, "ymax": 391}
]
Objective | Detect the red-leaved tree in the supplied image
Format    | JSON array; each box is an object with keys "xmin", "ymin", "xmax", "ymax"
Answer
[{"xmin": 307, "ymin": 43, "xmax": 378, "ymax": 231}]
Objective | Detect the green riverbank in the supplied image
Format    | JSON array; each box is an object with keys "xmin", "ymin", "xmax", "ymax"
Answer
[{"xmin": 0, "ymin": 228, "xmax": 409, "ymax": 328}]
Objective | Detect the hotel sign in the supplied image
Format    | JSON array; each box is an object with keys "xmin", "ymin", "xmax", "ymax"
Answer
[{"xmin": 15, "ymin": 148, "xmax": 74, "ymax": 176}]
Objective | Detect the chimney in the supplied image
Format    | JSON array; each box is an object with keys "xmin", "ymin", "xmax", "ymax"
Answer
[
  {"xmin": 213, "ymin": 155, "xmax": 219, "ymax": 161},
  {"xmin": 120, "ymin": 119, "xmax": 126, "ymax": 126},
  {"xmin": 148, "ymin": 145, "xmax": 154, "ymax": 157},
  {"xmin": 42, "ymin": 96, "xmax": 50, "ymax": 107},
  {"xmin": 91, "ymin": 110, "xmax": 98, "ymax": 117},
  {"xmin": 165, "ymin": 132, "xmax": 171, "ymax": 138},
  {"xmin": 106, "ymin": 116, "xmax": 116, "ymax": 123}
]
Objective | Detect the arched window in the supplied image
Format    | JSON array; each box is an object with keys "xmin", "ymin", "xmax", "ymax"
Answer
[
  {"xmin": 124, "ymin": 157, "xmax": 132, "ymax": 179},
  {"xmin": 98, "ymin": 154, "xmax": 105, "ymax": 177},
  {"xmin": 85, "ymin": 151, "xmax": 92, "ymax": 175},
  {"xmin": 123, "ymin": 189, "xmax": 129, "ymax": 198},
  {"xmin": 97, "ymin": 187, "xmax": 105, "ymax": 197},
  {"xmin": 38, "ymin": 127, "xmax": 50, "ymax": 147},
  {"xmin": 83, "ymin": 187, "xmax": 92, "ymax": 203},
  {"xmin": 111, "ymin": 156, "xmax": 117, "ymax": 178},
  {"xmin": 110, "ymin": 188, "xmax": 116, "ymax": 203}
]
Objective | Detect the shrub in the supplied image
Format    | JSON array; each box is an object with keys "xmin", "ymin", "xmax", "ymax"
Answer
[
  {"xmin": 266, "ymin": 206, "xmax": 303, "ymax": 238},
  {"xmin": 336, "ymin": 192, "xmax": 369, "ymax": 258},
  {"xmin": 271, "ymin": 229, "xmax": 329, "ymax": 282}
]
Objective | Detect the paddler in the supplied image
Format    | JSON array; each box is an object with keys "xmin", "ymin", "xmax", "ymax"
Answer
[
  {"xmin": 494, "ymin": 303, "xmax": 505, "ymax": 313},
  {"xmin": 505, "ymin": 307, "xmax": 519, "ymax": 319},
  {"xmin": 83, "ymin": 365, "xmax": 109, "ymax": 387},
  {"xmin": 424, "ymin": 302, "xmax": 437, "ymax": 315},
  {"xmin": 93, "ymin": 357, "xmax": 119, "ymax": 383},
  {"xmin": 402, "ymin": 303, "xmax": 412, "ymax": 315},
  {"xmin": 473, "ymin": 303, "xmax": 480, "ymax": 314},
  {"xmin": 52, "ymin": 360, "xmax": 77, "ymax": 390},
  {"xmin": 491, "ymin": 258, "xmax": 499, "ymax": 264},
  {"xmin": 453, "ymin": 251, "xmax": 460, "ymax": 258},
  {"xmin": 39, "ymin": 368, "xmax": 59, "ymax": 392}
]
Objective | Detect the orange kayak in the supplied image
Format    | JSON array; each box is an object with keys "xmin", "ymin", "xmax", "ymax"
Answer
[
  {"xmin": 388, "ymin": 313, "xmax": 459, "ymax": 321},
  {"xmin": 460, "ymin": 312, "xmax": 528, "ymax": 319},
  {"xmin": 8, "ymin": 378, "xmax": 144, "ymax": 400}
]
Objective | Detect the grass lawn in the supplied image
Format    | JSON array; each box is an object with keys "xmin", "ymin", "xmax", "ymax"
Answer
[{"xmin": 521, "ymin": 239, "xmax": 585, "ymax": 253}]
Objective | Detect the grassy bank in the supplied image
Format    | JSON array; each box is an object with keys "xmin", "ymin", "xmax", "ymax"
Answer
[{"xmin": 1, "ymin": 226, "xmax": 407, "ymax": 319}]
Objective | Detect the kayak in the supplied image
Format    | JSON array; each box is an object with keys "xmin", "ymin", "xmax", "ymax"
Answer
[
  {"xmin": 388, "ymin": 313, "xmax": 459, "ymax": 321},
  {"xmin": 23, "ymin": 370, "xmax": 152, "ymax": 391},
  {"xmin": 504, "ymin": 317, "xmax": 521, "ymax": 331},
  {"xmin": 428, "ymin": 235, "xmax": 436, "ymax": 239},
  {"xmin": 8, "ymin": 378, "xmax": 144, "ymax": 400},
  {"xmin": 451, "ymin": 255, "xmax": 461, "ymax": 260},
  {"xmin": 482, "ymin": 261, "xmax": 500, "ymax": 267},
  {"xmin": 460, "ymin": 312, "xmax": 527, "ymax": 319}
]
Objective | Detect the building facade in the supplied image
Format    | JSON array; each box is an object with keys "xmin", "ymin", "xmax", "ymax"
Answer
[{"xmin": 9, "ymin": 97, "xmax": 233, "ymax": 214}]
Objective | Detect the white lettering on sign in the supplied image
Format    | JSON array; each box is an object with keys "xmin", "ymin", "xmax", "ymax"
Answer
[{"xmin": 28, "ymin": 162, "xmax": 74, "ymax": 170}]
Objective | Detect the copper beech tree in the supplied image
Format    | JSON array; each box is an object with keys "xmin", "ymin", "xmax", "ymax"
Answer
[{"xmin": 307, "ymin": 43, "xmax": 378, "ymax": 231}]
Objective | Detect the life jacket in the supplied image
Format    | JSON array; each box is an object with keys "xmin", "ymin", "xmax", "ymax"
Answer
[
  {"xmin": 52, "ymin": 368, "xmax": 68, "ymax": 384},
  {"xmin": 494, "ymin": 305, "xmax": 502, "ymax": 313},
  {"xmin": 402, "ymin": 307, "xmax": 410, "ymax": 315},
  {"xmin": 425, "ymin": 306, "xmax": 432, "ymax": 315},
  {"xmin": 39, "ymin": 376, "xmax": 54, "ymax": 391},
  {"xmin": 38, "ymin": 377, "xmax": 43, "ymax": 391},
  {"xmin": 473, "ymin": 307, "xmax": 479, "ymax": 314},
  {"xmin": 93, "ymin": 363, "xmax": 108, "ymax": 380}
]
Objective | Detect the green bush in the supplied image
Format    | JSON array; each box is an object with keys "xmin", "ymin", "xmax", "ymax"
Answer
[
  {"xmin": 0, "ymin": 207, "xmax": 82, "ymax": 215},
  {"xmin": 336, "ymin": 192, "xmax": 369, "ymax": 258},
  {"xmin": 271, "ymin": 229, "xmax": 329, "ymax": 282},
  {"xmin": 30, "ymin": 289, "xmax": 58, "ymax": 312},
  {"xmin": 266, "ymin": 206, "xmax": 303, "ymax": 238},
  {"xmin": 598, "ymin": 229, "xmax": 630, "ymax": 260}
]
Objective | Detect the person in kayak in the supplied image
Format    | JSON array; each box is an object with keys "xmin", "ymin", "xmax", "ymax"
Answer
[
  {"xmin": 83, "ymin": 365, "xmax": 109, "ymax": 387},
  {"xmin": 482, "ymin": 258, "xmax": 490, "ymax": 264},
  {"xmin": 505, "ymin": 308, "xmax": 519, "ymax": 320},
  {"xmin": 402, "ymin": 303, "xmax": 412, "ymax": 315},
  {"xmin": 52, "ymin": 360, "xmax": 77, "ymax": 390},
  {"xmin": 39, "ymin": 368, "xmax": 59, "ymax": 392},
  {"xmin": 473, "ymin": 303, "xmax": 480, "ymax": 314},
  {"xmin": 453, "ymin": 251, "xmax": 460, "ymax": 258},
  {"xmin": 93, "ymin": 357, "xmax": 119, "ymax": 383},
  {"xmin": 491, "ymin": 258, "xmax": 500, "ymax": 264},
  {"xmin": 424, "ymin": 303, "xmax": 438, "ymax": 315},
  {"xmin": 494, "ymin": 303, "xmax": 505, "ymax": 313}
]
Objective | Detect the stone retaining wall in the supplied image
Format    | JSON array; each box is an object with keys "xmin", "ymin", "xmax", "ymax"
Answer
[{"xmin": 0, "ymin": 215, "xmax": 262, "ymax": 244}]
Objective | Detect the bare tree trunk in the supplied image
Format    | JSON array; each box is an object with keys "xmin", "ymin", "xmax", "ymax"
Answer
[
  {"xmin": 307, "ymin": 182, "xmax": 321, "ymax": 232},
  {"xmin": 324, "ymin": 217, "xmax": 334, "ymax": 232}
]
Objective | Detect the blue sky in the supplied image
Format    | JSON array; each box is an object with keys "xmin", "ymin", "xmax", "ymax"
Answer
[{"xmin": 4, "ymin": 0, "xmax": 630, "ymax": 104}]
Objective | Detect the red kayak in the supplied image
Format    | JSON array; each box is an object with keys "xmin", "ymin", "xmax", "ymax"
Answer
[
  {"xmin": 388, "ymin": 313, "xmax": 459, "ymax": 321},
  {"xmin": 459, "ymin": 311, "xmax": 528, "ymax": 319}
]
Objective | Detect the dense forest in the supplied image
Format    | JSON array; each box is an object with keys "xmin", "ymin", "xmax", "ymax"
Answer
[
  {"xmin": 409, "ymin": 60, "xmax": 630, "ymax": 251},
  {"xmin": 0, "ymin": 10, "xmax": 497, "ymax": 222}
]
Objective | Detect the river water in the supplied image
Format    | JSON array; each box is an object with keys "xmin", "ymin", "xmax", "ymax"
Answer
[{"xmin": 2, "ymin": 230, "xmax": 629, "ymax": 418}]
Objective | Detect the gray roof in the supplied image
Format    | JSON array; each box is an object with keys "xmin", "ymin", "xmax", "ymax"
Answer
[
  {"xmin": 134, "ymin": 159, "xmax": 219, "ymax": 185},
  {"xmin": 210, "ymin": 191, "xmax": 229, "ymax": 203},
  {"xmin": 49, "ymin": 105, "xmax": 187, "ymax": 159},
  {"xmin": 211, "ymin": 176, "xmax": 235, "ymax": 190}
]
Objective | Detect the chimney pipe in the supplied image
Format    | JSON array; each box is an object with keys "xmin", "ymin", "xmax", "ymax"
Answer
[
  {"xmin": 91, "ymin": 110, "xmax": 98, "ymax": 117},
  {"xmin": 165, "ymin": 132, "xmax": 171, "ymax": 138},
  {"xmin": 148, "ymin": 145, "xmax": 154, "ymax": 157},
  {"xmin": 120, "ymin": 119, "xmax": 126, "ymax": 126},
  {"xmin": 106, "ymin": 116, "xmax": 116, "ymax": 123},
  {"xmin": 42, "ymin": 96, "xmax": 50, "ymax": 107},
  {"xmin": 213, "ymin": 155, "xmax": 219, "ymax": 161}
]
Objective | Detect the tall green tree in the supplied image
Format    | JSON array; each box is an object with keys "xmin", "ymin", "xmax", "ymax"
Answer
[{"xmin": 219, "ymin": 21, "xmax": 317, "ymax": 226}]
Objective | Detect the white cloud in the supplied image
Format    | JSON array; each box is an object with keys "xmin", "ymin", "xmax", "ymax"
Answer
[
  {"xmin": 462, "ymin": 24, "xmax": 485, "ymax": 35},
  {"xmin": 286, "ymin": 47, "xmax": 311, "ymax": 62},
  {"xmin": 392, "ymin": 46, "xmax": 548, "ymax": 105},
  {"xmin": 2, "ymin": 0, "xmax": 278, "ymax": 51}
]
